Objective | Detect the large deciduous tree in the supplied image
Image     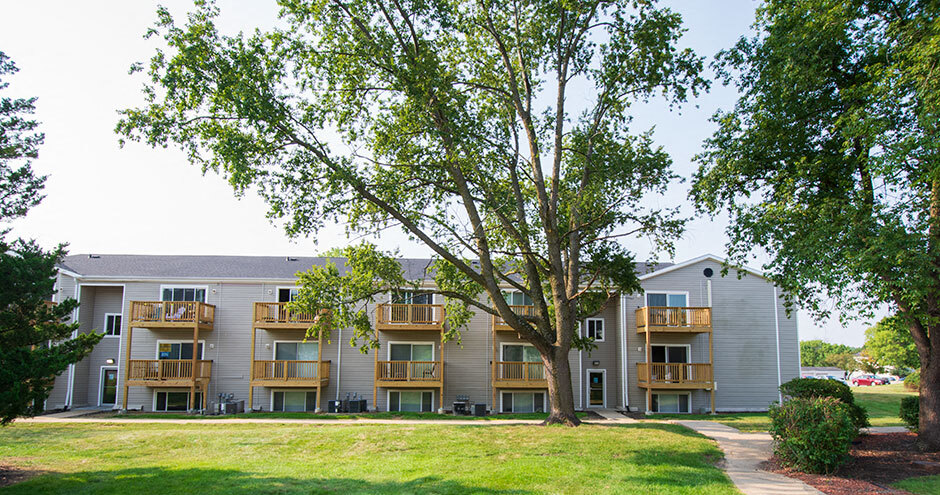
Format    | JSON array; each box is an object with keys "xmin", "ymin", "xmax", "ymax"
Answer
[
  {"xmin": 117, "ymin": 0, "xmax": 705, "ymax": 424},
  {"xmin": 691, "ymin": 0, "xmax": 940, "ymax": 447},
  {"xmin": 0, "ymin": 51, "xmax": 101, "ymax": 424}
]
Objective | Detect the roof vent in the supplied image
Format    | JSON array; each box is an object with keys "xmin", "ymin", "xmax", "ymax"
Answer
[
  {"xmin": 88, "ymin": 254, "xmax": 101, "ymax": 259},
  {"xmin": 286, "ymin": 257, "xmax": 298, "ymax": 262}
]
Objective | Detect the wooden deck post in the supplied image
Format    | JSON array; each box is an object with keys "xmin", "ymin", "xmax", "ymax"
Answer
[
  {"xmin": 315, "ymin": 330, "xmax": 323, "ymax": 413},
  {"xmin": 492, "ymin": 328, "xmax": 497, "ymax": 413},
  {"xmin": 438, "ymin": 327, "xmax": 444, "ymax": 413},
  {"xmin": 190, "ymin": 324, "xmax": 199, "ymax": 410},
  {"xmin": 373, "ymin": 329, "xmax": 379, "ymax": 412},
  {"xmin": 645, "ymin": 324, "xmax": 652, "ymax": 414},
  {"xmin": 122, "ymin": 325, "xmax": 133, "ymax": 410},
  {"xmin": 248, "ymin": 326, "xmax": 256, "ymax": 411}
]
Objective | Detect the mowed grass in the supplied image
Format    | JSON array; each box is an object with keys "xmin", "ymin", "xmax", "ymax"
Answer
[
  {"xmin": 894, "ymin": 474, "xmax": 940, "ymax": 494},
  {"xmin": 95, "ymin": 411, "xmax": 588, "ymax": 421},
  {"xmin": 0, "ymin": 423, "xmax": 738, "ymax": 495},
  {"xmin": 852, "ymin": 382, "xmax": 916, "ymax": 427}
]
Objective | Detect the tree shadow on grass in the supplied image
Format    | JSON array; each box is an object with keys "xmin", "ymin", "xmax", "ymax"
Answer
[{"xmin": 0, "ymin": 467, "xmax": 534, "ymax": 495}]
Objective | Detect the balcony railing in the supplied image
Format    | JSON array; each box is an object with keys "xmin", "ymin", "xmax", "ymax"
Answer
[
  {"xmin": 493, "ymin": 361, "xmax": 547, "ymax": 388},
  {"xmin": 636, "ymin": 362, "xmax": 713, "ymax": 389},
  {"xmin": 635, "ymin": 307, "xmax": 711, "ymax": 333},
  {"xmin": 253, "ymin": 302, "xmax": 319, "ymax": 328},
  {"xmin": 492, "ymin": 305, "xmax": 536, "ymax": 331},
  {"xmin": 127, "ymin": 359, "xmax": 212, "ymax": 383},
  {"xmin": 376, "ymin": 303, "xmax": 444, "ymax": 330},
  {"xmin": 130, "ymin": 301, "xmax": 215, "ymax": 328},
  {"xmin": 375, "ymin": 360, "xmax": 442, "ymax": 383},
  {"xmin": 251, "ymin": 360, "xmax": 330, "ymax": 384}
]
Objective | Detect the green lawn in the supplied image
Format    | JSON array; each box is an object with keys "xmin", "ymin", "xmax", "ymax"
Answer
[
  {"xmin": 894, "ymin": 474, "xmax": 940, "ymax": 494},
  {"xmin": 646, "ymin": 383, "xmax": 916, "ymax": 432},
  {"xmin": 852, "ymin": 382, "xmax": 916, "ymax": 427},
  {"xmin": 94, "ymin": 411, "xmax": 587, "ymax": 421},
  {"xmin": 0, "ymin": 422, "xmax": 737, "ymax": 494}
]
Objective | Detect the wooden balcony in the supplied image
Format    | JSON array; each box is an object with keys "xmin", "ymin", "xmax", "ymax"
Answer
[
  {"xmin": 493, "ymin": 361, "xmax": 547, "ymax": 389},
  {"xmin": 125, "ymin": 359, "xmax": 212, "ymax": 387},
  {"xmin": 492, "ymin": 305, "xmax": 535, "ymax": 331},
  {"xmin": 250, "ymin": 360, "xmax": 330, "ymax": 387},
  {"xmin": 636, "ymin": 307, "xmax": 711, "ymax": 334},
  {"xmin": 129, "ymin": 301, "xmax": 215, "ymax": 330},
  {"xmin": 253, "ymin": 302, "xmax": 324, "ymax": 330},
  {"xmin": 374, "ymin": 360, "xmax": 443, "ymax": 388},
  {"xmin": 376, "ymin": 303, "xmax": 444, "ymax": 331},
  {"xmin": 636, "ymin": 362, "xmax": 713, "ymax": 390}
]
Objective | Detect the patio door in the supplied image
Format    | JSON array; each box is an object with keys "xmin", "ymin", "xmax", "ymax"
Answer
[{"xmin": 100, "ymin": 368, "xmax": 118, "ymax": 405}]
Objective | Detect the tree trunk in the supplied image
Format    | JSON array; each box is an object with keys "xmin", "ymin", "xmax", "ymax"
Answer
[
  {"xmin": 921, "ymin": 359, "xmax": 940, "ymax": 449},
  {"xmin": 543, "ymin": 345, "xmax": 581, "ymax": 426}
]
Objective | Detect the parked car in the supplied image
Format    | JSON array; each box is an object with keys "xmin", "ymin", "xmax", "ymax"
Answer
[
  {"xmin": 852, "ymin": 375, "xmax": 887, "ymax": 386},
  {"xmin": 825, "ymin": 376, "xmax": 848, "ymax": 385}
]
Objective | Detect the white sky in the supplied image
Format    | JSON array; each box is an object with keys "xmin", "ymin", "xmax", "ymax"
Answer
[{"xmin": 0, "ymin": 0, "xmax": 883, "ymax": 346}]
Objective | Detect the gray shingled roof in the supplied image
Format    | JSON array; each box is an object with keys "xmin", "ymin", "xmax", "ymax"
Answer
[{"xmin": 59, "ymin": 254, "xmax": 670, "ymax": 281}]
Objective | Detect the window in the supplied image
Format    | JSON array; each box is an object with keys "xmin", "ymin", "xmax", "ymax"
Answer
[
  {"xmin": 161, "ymin": 287, "xmax": 207, "ymax": 302},
  {"xmin": 274, "ymin": 342, "xmax": 319, "ymax": 361},
  {"xmin": 155, "ymin": 391, "xmax": 202, "ymax": 411},
  {"xmin": 650, "ymin": 345, "xmax": 689, "ymax": 363},
  {"xmin": 502, "ymin": 344, "xmax": 540, "ymax": 362},
  {"xmin": 389, "ymin": 343, "xmax": 434, "ymax": 361},
  {"xmin": 157, "ymin": 342, "xmax": 204, "ymax": 360},
  {"xmin": 646, "ymin": 292, "xmax": 687, "ymax": 307},
  {"xmin": 278, "ymin": 288, "xmax": 298, "ymax": 303},
  {"xmin": 502, "ymin": 291, "xmax": 533, "ymax": 306},
  {"xmin": 652, "ymin": 393, "xmax": 690, "ymax": 413},
  {"xmin": 273, "ymin": 391, "xmax": 317, "ymax": 412},
  {"xmin": 585, "ymin": 318, "xmax": 604, "ymax": 341},
  {"xmin": 104, "ymin": 313, "xmax": 122, "ymax": 337},
  {"xmin": 389, "ymin": 391, "xmax": 433, "ymax": 412},
  {"xmin": 392, "ymin": 291, "xmax": 434, "ymax": 305},
  {"xmin": 502, "ymin": 392, "xmax": 545, "ymax": 413}
]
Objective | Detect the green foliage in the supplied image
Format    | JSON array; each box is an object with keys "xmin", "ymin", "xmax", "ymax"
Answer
[
  {"xmin": 116, "ymin": 0, "xmax": 708, "ymax": 417},
  {"xmin": 769, "ymin": 397, "xmax": 856, "ymax": 474},
  {"xmin": 691, "ymin": 0, "xmax": 940, "ymax": 445},
  {"xmin": 900, "ymin": 396, "xmax": 919, "ymax": 433},
  {"xmin": 864, "ymin": 316, "xmax": 919, "ymax": 372},
  {"xmin": 0, "ymin": 52, "xmax": 102, "ymax": 424},
  {"xmin": 779, "ymin": 377, "xmax": 869, "ymax": 429},
  {"xmin": 822, "ymin": 352, "xmax": 858, "ymax": 374},
  {"xmin": 905, "ymin": 370, "xmax": 921, "ymax": 391},
  {"xmin": 800, "ymin": 340, "xmax": 858, "ymax": 367}
]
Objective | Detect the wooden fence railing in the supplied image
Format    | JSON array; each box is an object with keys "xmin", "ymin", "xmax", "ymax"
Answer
[
  {"xmin": 375, "ymin": 360, "xmax": 442, "ymax": 381},
  {"xmin": 253, "ymin": 302, "xmax": 317, "ymax": 325},
  {"xmin": 496, "ymin": 361, "xmax": 546, "ymax": 382},
  {"xmin": 130, "ymin": 301, "xmax": 215, "ymax": 326},
  {"xmin": 376, "ymin": 304, "xmax": 444, "ymax": 327},
  {"xmin": 251, "ymin": 360, "xmax": 330, "ymax": 381},
  {"xmin": 636, "ymin": 363, "xmax": 713, "ymax": 386},
  {"xmin": 636, "ymin": 307, "xmax": 711, "ymax": 331},
  {"xmin": 127, "ymin": 359, "xmax": 212, "ymax": 381},
  {"xmin": 492, "ymin": 305, "xmax": 536, "ymax": 330}
]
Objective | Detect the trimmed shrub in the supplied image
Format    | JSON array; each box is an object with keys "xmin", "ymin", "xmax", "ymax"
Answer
[
  {"xmin": 904, "ymin": 370, "xmax": 920, "ymax": 391},
  {"xmin": 769, "ymin": 397, "xmax": 856, "ymax": 474},
  {"xmin": 779, "ymin": 377, "xmax": 870, "ymax": 429},
  {"xmin": 900, "ymin": 396, "xmax": 919, "ymax": 432}
]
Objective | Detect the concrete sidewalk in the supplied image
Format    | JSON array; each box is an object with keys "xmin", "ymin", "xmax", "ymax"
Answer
[{"xmin": 677, "ymin": 420, "xmax": 822, "ymax": 495}]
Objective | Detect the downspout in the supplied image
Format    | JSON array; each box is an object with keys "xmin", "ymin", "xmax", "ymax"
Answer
[
  {"xmin": 620, "ymin": 294, "xmax": 628, "ymax": 410},
  {"xmin": 578, "ymin": 322, "xmax": 583, "ymax": 410},
  {"xmin": 774, "ymin": 286, "xmax": 782, "ymax": 403}
]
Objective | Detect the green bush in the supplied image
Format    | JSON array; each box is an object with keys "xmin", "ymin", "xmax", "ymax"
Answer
[
  {"xmin": 769, "ymin": 397, "xmax": 857, "ymax": 474},
  {"xmin": 900, "ymin": 396, "xmax": 919, "ymax": 432},
  {"xmin": 904, "ymin": 370, "xmax": 920, "ymax": 391},
  {"xmin": 779, "ymin": 378, "xmax": 870, "ymax": 429}
]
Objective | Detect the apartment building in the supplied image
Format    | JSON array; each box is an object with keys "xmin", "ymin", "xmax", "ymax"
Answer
[{"xmin": 45, "ymin": 253, "xmax": 800, "ymax": 414}]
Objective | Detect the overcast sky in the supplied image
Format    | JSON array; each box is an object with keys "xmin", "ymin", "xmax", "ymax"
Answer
[{"xmin": 0, "ymin": 0, "xmax": 884, "ymax": 346}]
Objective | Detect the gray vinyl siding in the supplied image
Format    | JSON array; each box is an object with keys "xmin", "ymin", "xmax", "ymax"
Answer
[
  {"xmin": 44, "ymin": 273, "xmax": 77, "ymax": 409},
  {"xmin": 46, "ymin": 254, "xmax": 801, "ymax": 415}
]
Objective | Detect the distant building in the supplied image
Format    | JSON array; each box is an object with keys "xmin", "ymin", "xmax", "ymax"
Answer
[{"xmin": 801, "ymin": 366, "xmax": 847, "ymax": 379}]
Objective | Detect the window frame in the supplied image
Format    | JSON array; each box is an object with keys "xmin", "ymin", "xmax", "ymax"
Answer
[
  {"xmin": 103, "ymin": 312, "xmax": 122, "ymax": 337},
  {"xmin": 272, "ymin": 340, "xmax": 320, "ymax": 361},
  {"xmin": 651, "ymin": 392, "xmax": 692, "ymax": 414},
  {"xmin": 159, "ymin": 284, "xmax": 209, "ymax": 303},
  {"xmin": 585, "ymin": 317, "xmax": 605, "ymax": 342},
  {"xmin": 501, "ymin": 290, "xmax": 533, "ymax": 307},
  {"xmin": 499, "ymin": 342, "xmax": 541, "ymax": 362},
  {"xmin": 646, "ymin": 344, "xmax": 692, "ymax": 364},
  {"xmin": 643, "ymin": 290, "xmax": 691, "ymax": 308},
  {"xmin": 270, "ymin": 389, "xmax": 318, "ymax": 412},
  {"xmin": 155, "ymin": 340, "xmax": 206, "ymax": 360},
  {"xmin": 387, "ymin": 389, "xmax": 435, "ymax": 412},
  {"xmin": 386, "ymin": 341, "xmax": 436, "ymax": 361},
  {"xmin": 276, "ymin": 286, "xmax": 299, "ymax": 303},
  {"xmin": 153, "ymin": 390, "xmax": 203, "ymax": 412},
  {"xmin": 500, "ymin": 391, "xmax": 547, "ymax": 413}
]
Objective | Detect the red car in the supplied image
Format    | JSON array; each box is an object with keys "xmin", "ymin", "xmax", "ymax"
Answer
[{"xmin": 852, "ymin": 375, "xmax": 886, "ymax": 386}]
